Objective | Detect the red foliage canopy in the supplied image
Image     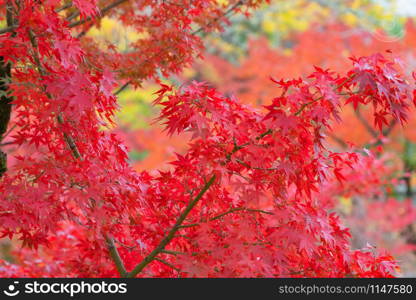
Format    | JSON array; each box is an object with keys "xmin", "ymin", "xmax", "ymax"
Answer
[{"xmin": 0, "ymin": 0, "xmax": 413, "ymax": 277}]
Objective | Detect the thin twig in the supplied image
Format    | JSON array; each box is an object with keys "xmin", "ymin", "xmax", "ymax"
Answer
[
  {"xmin": 177, "ymin": 207, "xmax": 274, "ymax": 228},
  {"xmin": 210, "ymin": 207, "xmax": 273, "ymax": 221},
  {"xmin": 154, "ymin": 257, "xmax": 182, "ymax": 272},
  {"xmin": 0, "ymin": 1, "xmax": 16, "ymax": 178},
  {"xmin": 105, "ymin": 235, "xmax": 128, "ymax": 277},
  {"xmin": 235, "ymin": 158, "xmax": 277, "ymax": 171},
  {"xmin": 191, "ymin": 0, "xmax": 245, "ymax": 35},
  {"xmin": 160, "ymin": 249, "xmax": 186, "ymax": 256},
  {"xmin": 383, "ymin": 119, "xmax": 397, "ymax": 136},
  {"xmin": 28, "ymin": 29, "xmax": 83, "ymax": 160},
  {"xmin": 367, "ymin": 119, "xmax": 397, "ymax": 148},
  {"xmin": 0, "ymin": 2, "xmax": 74, "ymax": 34},
  {"xmin": 177, "ymin": 223, "xmax": 200, "ymax": 229},
  {"xmin": 294, "ymin": 74, "xmax": 356, "ymax": 116},
  {"xmin": 232, "ymin": 75, "xmax": 357, "ymax": 155},
  {"xmin": 114, "ymin": 81, "xmax": 131, "ymax": 96},
  {"xmin": 355, "ymin": 106, "xmax": 378, "ymax": 138},
  {"xmin": 1, "ymin": 123, "xmax": 17, "ymax": 140},
  {"xmin": 55, "ymin": 1, "xmax": 73, "ymax": 13},
  {"xmin": 0, "ymin": 25, "xmax": 17, "ymax": 34}
]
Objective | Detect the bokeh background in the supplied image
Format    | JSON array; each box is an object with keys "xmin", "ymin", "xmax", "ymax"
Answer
[{"xmin": 3, "ymin": 0, "xmax": 416, "ymax": 276}]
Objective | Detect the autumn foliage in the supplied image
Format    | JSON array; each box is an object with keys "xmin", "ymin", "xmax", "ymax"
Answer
[{"xmin": 0, "ymin": 0, "xmax": 414, "ymax": 277}]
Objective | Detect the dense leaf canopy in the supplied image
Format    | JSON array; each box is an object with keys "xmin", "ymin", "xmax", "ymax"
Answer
[{"xmin": 0, "ymin": 0, "xmax": 414, "ymax": 277}]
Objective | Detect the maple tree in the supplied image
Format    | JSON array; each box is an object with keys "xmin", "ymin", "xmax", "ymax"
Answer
[
  {"xmin": 188, "ymin": 18, "xmax": 416, "ymax": 275},
  {"xmin": 0, "ymin": 0, "xmax": 414, "ymax": 278}
]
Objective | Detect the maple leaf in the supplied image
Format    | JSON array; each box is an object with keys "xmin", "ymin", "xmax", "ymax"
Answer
[
  {"xmin": 345, "ymin": 95, "xmax": 364, "ymax": 110},
  {"xmin": 373, "ymin": 111, "xmax": 389, "ymax": 131}
]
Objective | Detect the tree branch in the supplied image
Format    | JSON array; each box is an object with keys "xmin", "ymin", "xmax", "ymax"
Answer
[
  {"xmin": 0, "ymin": 2, "xmax": 74, "ymax": 35},
  {"xmin": 354, "ymin": 106, "xmax": 378, "ymax": 138},
  {"xmin": 327, "ymin": 132, "xmax": 348, "ymax": 148},
  {"xmin": 160, "ymin": 249, "xmax": 185, "ymax": 256},
  {"xmin": 294, "ymin": 74, "xmax": 356, "ymax": 116},
  {"xmin": 105, "ymin": 234, "xmax": 128, "ymax": 277},
  {"xmin": 68, "ymin": 0, "xmax": 129, "ymax": 28},
  {"xmin": 114, "ymin": 81, "xmax": 131, "ymax": 96},
  {"xmin": 27, "ymin": 29, "xmax": 135, "ymax": 279},
  {"xmin": 21, "ymin": 1, "xmax": 253, "ymax": 276},
  {"xmin": 108, "ymin": 1, "xmax": 249, "ymax": 95},
  {"xmin": 235, "ymin": 158, "xmax": 277, "ymax": 171},
  {"xmin": 126, "ymin": 174, "xmax": 216, "ymax": 278},
  {"xmin": 0, "ymin": 25, "xmax": 17, "ymax": 35},
  {"xmin": 154, "ymin": 257, "xmax": 181, "ymax": 272},
  {"xmin": 383, "ymin": 119, "xmax": 397, "ymax": 137},
  {"xmin": 172, "ymin": 207, "xmax": 274, "ymax": 231},
  {"xmin": 191, "ymin": 0, "xmax": 245, "ymax": 35},
  {"xmin": 231, "ymin": 75, "xmax": 358, "ymax": 155},
  {"xmin": 365, "ymin": 119, "xmax": 397, "ymax": 148},
  {"xmin": 210, "ymin": 207, "xmax": 274, "ymax": 221},
  {"xmin": 55, "ymin": 1, "xmax": 73, "ymax": 13},
  {"xmin": 28, "ymin": 29, "xmax": 83, "ymax": 160}
]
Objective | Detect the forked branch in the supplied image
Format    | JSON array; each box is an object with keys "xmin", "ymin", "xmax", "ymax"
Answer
[{"xmin": 126, "ymin": 174, "xmax": 216, "ymax": 278}]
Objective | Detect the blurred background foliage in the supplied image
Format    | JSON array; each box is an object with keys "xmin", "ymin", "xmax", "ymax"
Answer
[
  {"xmin": 85, "ymin": 0, "xmax": 416, "ymax": 275},
  {"xmin": 204, "ymin": 0, "xmax": 408, "ymax": 62}
]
